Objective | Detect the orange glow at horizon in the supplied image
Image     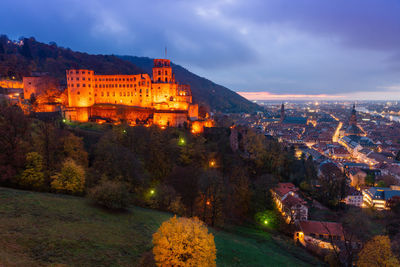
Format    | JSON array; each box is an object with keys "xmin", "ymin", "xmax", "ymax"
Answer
[{"xmin": 237, "ymin": 91, "xmax": 345, "ymax": 101}]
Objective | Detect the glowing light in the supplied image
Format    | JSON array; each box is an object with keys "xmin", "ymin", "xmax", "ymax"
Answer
[
  {"xmin": 62, "ymin": 119, "xmax": 66, "ymax": 123},
  {"xmin": 264, "ymin": 220, "xmax": 268, "ymax": 225},
  {"xmin": 150, "ymin": 189, "xmax": 155, "ymax": 195},
  {"xmin": 206, "ymin": 201, "xmax": 210, "ymax": 205},
  {"xmin": 209, "ymin": 160, "xmax": 216, "ymax": 168},
  {"xmin": 123, "ymin": 129, "xmax": 127, "ymax": 133},
  {"xmin": 179, "ymin": 137, "xmax": 185, "ymax": 146}
]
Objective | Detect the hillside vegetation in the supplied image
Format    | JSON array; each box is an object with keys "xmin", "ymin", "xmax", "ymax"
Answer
[{"xmin": 0, "ymin": 187, "xmax": 322, "ymax": 267}]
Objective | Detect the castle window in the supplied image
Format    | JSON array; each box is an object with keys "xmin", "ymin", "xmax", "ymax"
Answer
[
  {"xmin": 77, "ymin": 91, "xmax": 80, "ymax": 95},
  {"xmin": 158, "ymin": 70, "xmax": 161, "ymax": 75},
  {"xmin": 107, "ymin": 92, "xmax": 109, "ymax": 96},
  {"xmin": 165, "ymin": 71, "xmax": 167, "ymax": 75},
  {"xmin": 119, "ymin": 85, "xmax": 121, "ymax": 88},
  {"xmin": 88, "ymin": 78, "xmax": 91, "ymax": 81},
  {"xmin": 158, "ymin": 78, "xmax": 161, "ymax": 82},
  {"xmin": 76, "ymin": 71, "xmax": 79, "ymax": 74},
  {"xmin": 82, "ymin": 71, "xmax": 85, "ymax": 74},
  {"xmin": 95, "ymin": 85, "xmax": 97, "ymax": 88},
  {"xmin": 95, "ymin": 79, "xmax": 97, "ymax": 81},
  {"xmin": 124, "ymin": 92, "xmax": 126, "ymax": 96},
  {"xmin": 122, "ymin": 78, "xmax": 125, "ymax": 81},
  {"xmin": 134, "ymin": 77, "xmax": 136, "ymax": 81},
  {"xmin": 139, "ymin": 89, "xmax": 142, "ymax": 93},
  {"xmin": 88, "ymin": 84, "xmax": 91, "ymax": 88},
  {"xmin": 83, "ymin": 84, "xmax": 86, "ymax": 87},
  {"xmin": 127, "ymin": 92, "xmax": 130, "ymax": 96},
  {"xmin": 165, "ymin": 78, "xmax": 168, "ymax": 82},
  {"xmin": 120, "ymin": 92, "xmax": 122, "ymax": 96},
  {"xmin": 77, "ymin": 84, "xmax": 80, "ymax": 87},
  {"xmin": 119, "ymin": 78, "xmax": 121, "ymax": 81},
  {"xmin": 101, "ymin": 92, "xmax": 104, "ymax": 97},
  {"xmin": 95, "ymin": 93, "xmax": 97, "ymax": 96},
  {"xmin": 83, "ymin": 77, "xmax": 85, "ymax": 81},
  {"xmin": 113, "ymin": 92, "xmax": 115, "ymax": 96},
  {"xmin": 123, "ymin": 84, "xmax": 125, "ymax": 88},
  {"xmin": 71, "ymin": 77, "xmax": 73, "ymax": 80},
  {"xmin": 76, "ymin": 77, "xmax": 79, "ymax": 81}
]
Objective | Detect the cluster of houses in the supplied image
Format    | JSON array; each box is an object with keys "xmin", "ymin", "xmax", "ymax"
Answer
[{"xmin": 271, "ymin": 183, "xmax": 345, "ymax": 250}]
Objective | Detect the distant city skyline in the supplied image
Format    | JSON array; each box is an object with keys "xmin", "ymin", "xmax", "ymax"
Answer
[{"xmin": 1, "ymin": 0, "xmax": 400, "ymax": 100}]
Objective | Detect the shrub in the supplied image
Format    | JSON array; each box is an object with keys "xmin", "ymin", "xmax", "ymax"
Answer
[
  {"xmin": 88, "ymin": 180, "xmax": 130, "ymax": 210},
  {"xmin": 153, "ymin": 216, "xmax": 216, "ymax": 267}
]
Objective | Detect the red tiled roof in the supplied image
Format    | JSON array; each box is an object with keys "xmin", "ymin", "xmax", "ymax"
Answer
[
  {"xmin": 274, "ymin": 183, "xmax": 297, "ymax": 197},
  {"xmin": 299, "ymin": 220, "xmax": 343, "ymax": 236}
]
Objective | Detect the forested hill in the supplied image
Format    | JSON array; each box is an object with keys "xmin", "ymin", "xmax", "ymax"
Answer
[
  {"xmin": 120, "ymin": 56, "xmax": 260, "ymax": 113},
  {"xmin": 0, "ymin": 35, "xmax": 260, "ymax": 113},
  {"xmin": 0, "ymin": 36, "xmax": 144, "ymax": 83}
]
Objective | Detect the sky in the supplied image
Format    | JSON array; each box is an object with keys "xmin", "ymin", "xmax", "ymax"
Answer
[{"xmin": 1, "ymin": 0, "xmax": 400, "ymax": 100}]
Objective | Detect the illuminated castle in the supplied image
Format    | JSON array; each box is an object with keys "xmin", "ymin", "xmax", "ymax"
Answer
[{"xmin": 64, "ymin": 59, "xmax": 202, "ymax": 128}]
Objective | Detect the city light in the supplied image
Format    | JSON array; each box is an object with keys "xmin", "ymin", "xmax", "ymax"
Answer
[
  {"xmin": 209, "ymin": 160, "xmax": 216, "ymax": 168},
  {"xmin": 150, "ymin": 189, "xmax": 155, "ymax": 195},
  {"xmin": 62, "ymin": 119, "xmax": 66, "ymax": 123}
]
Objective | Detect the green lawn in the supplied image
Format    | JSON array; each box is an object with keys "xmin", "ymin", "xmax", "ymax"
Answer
[{"xmin": 0, "ymin": 187, "xmax": 322, "ymax": 267}]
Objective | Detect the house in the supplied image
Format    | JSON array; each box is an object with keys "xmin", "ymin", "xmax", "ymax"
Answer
[
  {"xmin": 271, "ymin": 183, "xmax": 308, "ymax": 223},
  {"xmin": 294, "ymin": 220, "xmax": 344, "ymax": 250},
  {"xmin": 281, "ymin": 194, "xmax": 308, "ymax": 223},
  {"xmin": 344, "ymin": 188, "xmax": 363, "ymax": 207},
  {"xmin": 348, "ymin": 168, "xmax": 367, "ymax": 187}
]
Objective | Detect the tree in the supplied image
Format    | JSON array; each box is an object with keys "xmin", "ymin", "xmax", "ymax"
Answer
[
  {"xmin": 0, "ymin": 104, "xmax": 29, "ymax": 184},
  {"xmin": 152, "ymin": 216, "xmax": 216, "ymax": 267},
  {"xmin": 62, "ymin": 133, "xmax": 88, "ymax": 167},
  {"xmin": 357, "ymin": 235, "xmax": 399, "ymax": 267},
  {"xmin": 51, "ymin": 158, "xmax": 85, "ymax": 194},
  {"xmin": 19, "ymin": 152, "xmax": 45, "ymax": 190}
]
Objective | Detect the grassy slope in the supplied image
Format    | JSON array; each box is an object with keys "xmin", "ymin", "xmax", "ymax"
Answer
[{"xmin": 0, "ymin": 187, "xmax": 321, "ymax": 267}]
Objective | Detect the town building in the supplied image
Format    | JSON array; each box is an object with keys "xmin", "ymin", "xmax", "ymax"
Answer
[
  {"xmin": 362, "ymin": 185, "xmax": 400, "ymax": 210},
  {"xmin": 344, "ymin": 188, "xmax": 363, "ymax": 207},
  {"xmin": 294, "ymin": 220, "xmax": 344, "ymax": 250}
]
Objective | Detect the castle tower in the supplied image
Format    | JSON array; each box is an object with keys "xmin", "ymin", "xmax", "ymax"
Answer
[{"xmin": 153, "ymin": 59, "xmax": 172, "ymax": 83}]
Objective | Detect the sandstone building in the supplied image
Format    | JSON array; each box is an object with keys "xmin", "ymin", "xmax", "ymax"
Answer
[{"xmin": 63, "ymin": 59, "xmax": 202, "ymax": 127}]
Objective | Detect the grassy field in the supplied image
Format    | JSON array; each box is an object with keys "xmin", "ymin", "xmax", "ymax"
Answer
[{"xmin": 0, "ymin": 187, "xmax": 322, "ymax": 267}]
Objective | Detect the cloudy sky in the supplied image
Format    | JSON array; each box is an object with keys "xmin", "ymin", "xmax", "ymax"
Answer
[{"xmin": 1, "ymin": 0, "xmax": 400, "ymax": 100}]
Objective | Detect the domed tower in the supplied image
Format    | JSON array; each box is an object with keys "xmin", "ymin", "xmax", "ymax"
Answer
[{"xmin": 153, "ymin": 59, "xmax": 173, "ymax": 83}]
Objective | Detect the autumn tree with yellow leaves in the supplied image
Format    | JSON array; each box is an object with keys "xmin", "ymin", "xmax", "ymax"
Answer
[
  {"xmin": 152, "ymin": 216, "xmax": 216, "ymax": 267},
  {"xmin": 51, "ymin": 158, "xmax": 85, "ymax": 194},
  {"xmin": 357, "ymin": 235, "xmax": 399, "ymax": 267}
]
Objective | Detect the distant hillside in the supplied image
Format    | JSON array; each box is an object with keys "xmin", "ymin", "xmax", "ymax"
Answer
[
  {"xmin": 0, "ymin": 35, "xmax": 259, "ymax": 113},
  {"xmin": 120, "ymin": 56, "xmax": 260, "ymax": 113}
]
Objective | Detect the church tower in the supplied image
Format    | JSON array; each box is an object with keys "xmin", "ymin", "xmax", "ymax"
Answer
[
  {"xmin": 280, "ymin": 103, "xmax": 285, "ymax": 123},
  {"xmin": 349, "ymin": 103, "xmax": 357, "ymax": 126}
]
